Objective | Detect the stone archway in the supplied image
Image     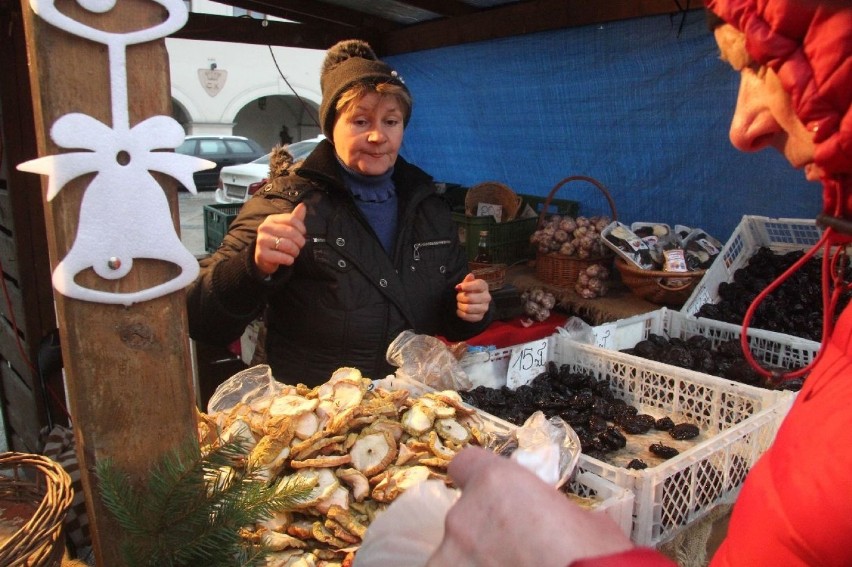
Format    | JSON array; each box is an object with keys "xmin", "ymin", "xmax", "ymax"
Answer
[
  {"xmin": 170, "ymin": 98, "xmax": 191, "ymax": 133},
  {"xmin": 233, "ymin": 94, "xmax": 320, "ymax": 153}
]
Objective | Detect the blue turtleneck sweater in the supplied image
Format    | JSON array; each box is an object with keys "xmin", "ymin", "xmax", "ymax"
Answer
[{"xmin": 338, "ymin": 161, "xmax": 398, "ymax": 255}]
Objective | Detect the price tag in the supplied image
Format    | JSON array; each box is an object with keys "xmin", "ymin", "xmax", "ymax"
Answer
[
  {"xmin": 506, "ymin": 338, "xmax": 549, "ymax": 389},
  {"xmin": 594, "ymin": 323, "xmax": 617, "ymax": 349}
]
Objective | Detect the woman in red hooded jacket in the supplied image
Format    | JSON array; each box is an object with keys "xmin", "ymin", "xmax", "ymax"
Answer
[{"xmin": 425, "ymin": 1, "xmax": 852, "ymax": 566}]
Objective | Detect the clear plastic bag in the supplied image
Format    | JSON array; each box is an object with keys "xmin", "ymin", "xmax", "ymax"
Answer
[
  {"xmin": 386, "ymin": 330, "xmax": 473, "ymax": 391},
  {"xmin": 557, "ymin": 316, "xmax": 596, "ymax": 344},
  {"xmin": 206, "ymin": 364, "xmax": 285, "ymax": 414}
]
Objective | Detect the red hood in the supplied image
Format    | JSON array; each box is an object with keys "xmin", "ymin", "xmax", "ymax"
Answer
[{"xmin": 705, "ymin": 0, "xmax": 852, "ymax": 216}]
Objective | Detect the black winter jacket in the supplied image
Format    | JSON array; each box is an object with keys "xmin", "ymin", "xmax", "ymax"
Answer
[{"xmin": 186, "ymin": 140, "xmax": 493, "ymax": 386}]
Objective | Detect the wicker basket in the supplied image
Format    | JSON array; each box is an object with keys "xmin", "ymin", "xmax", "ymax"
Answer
[
  {"xmin": 613, "ymin": 257, "xmax": 705, "ymax": 306},
  {"xmin": 0, "ymin": 452, "xmax": 74, "ymax": 567},
  {"xmin": 535, "ymin": 176, "xmax": 618, "ymax": 289},
  {"xmin": 470, "ymin": 262, "xmax": 507, "ymax": 291},
  {"xmin": 464, "ymin": 181, "xmax": 522, "ymax": 222},
  {"xmin": 536, "ymin": 253, "xmax": 611, "ymax": 289}
]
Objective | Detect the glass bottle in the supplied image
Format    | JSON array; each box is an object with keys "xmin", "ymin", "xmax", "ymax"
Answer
[{"xmin": 474, "ymin": 230, "xmax": 492, "ymax": 263}]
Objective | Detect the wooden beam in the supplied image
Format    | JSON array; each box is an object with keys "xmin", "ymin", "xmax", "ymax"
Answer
[
  {"xmin": 226, "ymin": 0, "xmax": 399, "ymax": 31},
  {"xmin": 382, "ymin": 0, "xmax": 694, "ymax": 54},
  {"xmin": 20, "ymin": 0, "xmax": 198, "ymax": 564},
  {"xmin": 398, "ymin": 0, "xmax": 478, "ymax": 17},
  {"xmin": 172, "ymin": 12, "xmax": 381, "ymax": 50}
]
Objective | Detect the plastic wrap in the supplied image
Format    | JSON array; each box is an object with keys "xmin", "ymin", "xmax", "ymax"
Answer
[
  {"xmin": 206, "ymin": 364, "xmax": 285, "ymax": 415},
  {"xmin": 386, "ymin": 330, "xmax": 473, "ymax": 391}
]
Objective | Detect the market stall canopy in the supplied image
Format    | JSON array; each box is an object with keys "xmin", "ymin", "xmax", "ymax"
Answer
[{"xmin": 173, "ymin": 0, "xmax": 693, "ymax": 55}]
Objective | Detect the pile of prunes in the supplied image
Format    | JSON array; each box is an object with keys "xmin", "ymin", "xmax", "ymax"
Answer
[
  {"xmin": 459, "ymin": 361, "xmax": 698, "ymax": 465},
  {"xmin": 621, "ymin": 333, "xmax": 804, "ymax": 391},
  {"xmin": 695, "ymin": 247, "xmax": 852, "ymax": 342}
]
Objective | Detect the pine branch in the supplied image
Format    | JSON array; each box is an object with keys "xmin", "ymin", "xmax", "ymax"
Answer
[{"xmin": 96, "ymin": 435, "xmax": 315, "ymax": 567}]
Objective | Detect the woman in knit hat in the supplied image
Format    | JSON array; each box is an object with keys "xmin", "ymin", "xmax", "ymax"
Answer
[
  {"xmin": 423, "ymin": 2, "xmax": 852, "ymax": 566},
  {"xmin": 187, "ymin": 39, "xmax": 493, "ymax": 388}
]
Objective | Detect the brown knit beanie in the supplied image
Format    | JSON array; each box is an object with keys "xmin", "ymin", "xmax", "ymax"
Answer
[{"xmin": 319, "ymin": 39, "xmax": 411, "ymax": 140}]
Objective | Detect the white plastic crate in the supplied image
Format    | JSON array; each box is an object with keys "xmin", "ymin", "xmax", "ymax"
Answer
[
  {"xmin": 590, "ymin": 307, "xmax": 821, "ymax": 376},
  {"xmin": 681, "ymin": 216, "xmax": 822, "ymax": 316},
  {"xmin": 567, "ymin": 470, "xmax": 635, "ymax": 538},
  {"xmin": 552, "ymin": 337, "xmax": 795, "ymax": 547}
]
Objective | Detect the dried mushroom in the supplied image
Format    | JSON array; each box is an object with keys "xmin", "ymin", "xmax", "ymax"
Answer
[{"xmin": 198, "ymin": 367, "xmax": 495, "ymax": 565}]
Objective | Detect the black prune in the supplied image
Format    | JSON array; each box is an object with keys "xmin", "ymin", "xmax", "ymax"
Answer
[
  {"xmin": 633, "ymin": 340, "xmax": 659, "ymax": 359},
  {"xmin": 620, "ymin": 413, "xmax": 655, "ymax": 434},
  {"xmin": 686, "ymin": 335, "xmax": 711, "ymax": 351},
  {"xmin": 650, "ymin": 443, "xmax": 679, "ymax": 459},
  {"xmin": 661, "ymin": 345, "xmax": 694, "ymax": 368},
  {"xmin": 669, "ymin": 423, "xmax": 700, "ymax": 440},
  {"xmin": 599, "ymin": 427, "xmax": 627, "ymax": 451},
  {"xmin": 583, "ymin": 437, "xmax": 605, "ymax": 455},
  {"xmin": 648, "ymin": 333, "xmax": 669, "ymax": 347},
  {"xmin": 587, "ymin": 414, "xmax": 609, "ymax": 436},
  {"xmin": 627, "ymin": 458, "xmax": 648, "ymax": 470},
  {"xmin": 691, "ymin": 349, "xmax": 716, "ymax": 374},
  {"xmin": 591, "ymin": 379, "xmax": 614, "ymax": 398},
  {"xmin": 654, "ymin": 416, "xmax": 675, "ymax": 431},
  {"xmin": 724, "ymin": 360, "xmax": 762, "ymax": 385}
]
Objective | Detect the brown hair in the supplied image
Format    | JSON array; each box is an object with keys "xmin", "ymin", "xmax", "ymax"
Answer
[{"xmin": 335, "ymin": 82, "xmax": 412, "ymax": 122}]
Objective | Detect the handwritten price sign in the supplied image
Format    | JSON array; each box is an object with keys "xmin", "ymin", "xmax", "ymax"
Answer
[
  {"xmin": 506, "ymin": 338, "xmax": 549, "ymax": 389},
  {"xmin": 593, "ymin": 323, "xmax": 617, "ymax": 349}
]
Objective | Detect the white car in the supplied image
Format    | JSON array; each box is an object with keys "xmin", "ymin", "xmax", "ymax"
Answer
[{"xmin": 214, "ymin": 136, "xmax": 324, "ymax": 204}]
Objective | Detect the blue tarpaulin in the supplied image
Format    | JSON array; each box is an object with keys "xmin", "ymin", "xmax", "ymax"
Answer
[{"xmin": 388, "ymin": 10, "xmax": 821, "ymax": 242}]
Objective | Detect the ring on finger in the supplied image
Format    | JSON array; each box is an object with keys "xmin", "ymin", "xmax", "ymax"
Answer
[{"xmin": 274, "ymin": 236, "xmax": 281, "ymax": 251}]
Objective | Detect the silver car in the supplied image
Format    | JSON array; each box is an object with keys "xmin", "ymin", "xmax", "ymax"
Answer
[{"xmin": 214, "ymin": 136, "xmax": 324, "ymax": 204}]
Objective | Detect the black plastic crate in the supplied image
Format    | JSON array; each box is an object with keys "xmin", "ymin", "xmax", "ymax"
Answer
[{"xmin": 203, "ymin": 203, "xmax": 242, "ymax": 253}]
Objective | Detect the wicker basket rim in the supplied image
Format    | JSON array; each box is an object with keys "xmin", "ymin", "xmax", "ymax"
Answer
[
  {"xmin": 536, "ymin": 175, "xmax": 618, "ymax": 228},
  {"xmin": 471, "ymin": 262, "xmax": 508, "ymax": 270},
  {"xmin": 465, "ymin": 181, "xmax": 522, "ymax": 220},
  {"xmin": 0, "ymin": 453, "xmax": 74, "ymax": 566},
  {"xmin": 537, "ymin": 251, "xmax": 611, "ymax": 261},
  {"xmin": 614, "ymin": 256, "xmax": 706, "ymax": 278}
]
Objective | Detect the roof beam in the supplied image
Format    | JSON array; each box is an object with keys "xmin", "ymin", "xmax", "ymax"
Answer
[
  {"xmin": 382, "ymin": 0, "xmax": 695, "ymax": 54},
  {"xmin": 222, "ymin": 0, "xmax": 399, "ymax": 31},
  {"xmin": 172, "ymin": 13, "xmax": 381, "ymax": 49},
  {"xmin": 400, "ymin": 0, "xmax": 478, "ymax": 17}
]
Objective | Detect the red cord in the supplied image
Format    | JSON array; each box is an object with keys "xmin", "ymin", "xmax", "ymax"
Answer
[{"xmin": 739, "ymin": 178, "xmax": 852, "ymax": 383}]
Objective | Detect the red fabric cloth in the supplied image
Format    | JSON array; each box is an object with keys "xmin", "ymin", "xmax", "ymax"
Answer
[
  {"xmin": 569, "ymin": 548, "xmax": 677, "ymax": 567},
  {"xmin": 709, "ymin": 303, "xmax": 852, "ymax": 566},
  {"xmin": 462, "ymin": 313, "xmax": 568, "ymax": 349}
]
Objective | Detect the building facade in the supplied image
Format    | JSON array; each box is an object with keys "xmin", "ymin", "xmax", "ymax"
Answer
[{"xmin": 167, "ymin": 1, "xmax": 324, "ymax": 153}]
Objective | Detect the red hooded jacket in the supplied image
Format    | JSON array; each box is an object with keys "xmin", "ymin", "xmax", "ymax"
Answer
[{"xmin": 704, "ymin": 4, "xmax": 852, "ymax": 565}]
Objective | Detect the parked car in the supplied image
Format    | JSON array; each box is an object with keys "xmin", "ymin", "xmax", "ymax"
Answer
[
  {"xmin": 214, "ymin": 135, "xmax": 324, "ymax": 204},
  {"xmin": 176, "ymin": 135, "xmax": 265, "ymax": 191}
]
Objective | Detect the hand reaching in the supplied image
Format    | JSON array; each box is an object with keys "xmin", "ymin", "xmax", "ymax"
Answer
[{"xmin": 426, "ymin": 446, "xmax": 634, "ymax": 567}]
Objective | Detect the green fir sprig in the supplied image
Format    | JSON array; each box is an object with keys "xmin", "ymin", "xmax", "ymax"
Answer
[{"xmin": 96, "ymin": 437, "xmax": 314, "ymax": 567}]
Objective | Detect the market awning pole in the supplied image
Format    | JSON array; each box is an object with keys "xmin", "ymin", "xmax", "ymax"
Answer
[{"xmin": 20, "ymin": 0, "xmax": 197, "ymax": 564}]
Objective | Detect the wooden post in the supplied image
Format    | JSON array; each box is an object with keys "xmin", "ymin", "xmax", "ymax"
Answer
[{"xmin": 20, "ymin": 0, "xmax": 197, "ymax": 564}]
